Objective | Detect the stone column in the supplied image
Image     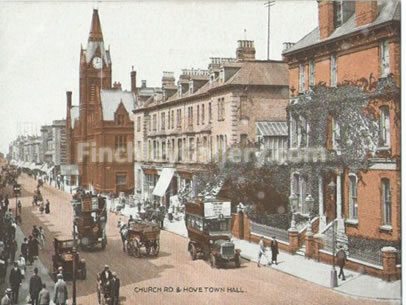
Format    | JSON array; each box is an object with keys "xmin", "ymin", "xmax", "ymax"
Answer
[
  {"xmin": 318, "ymin": 174, "xmax": 326, "ymax": 232},
  {"xmin": 382, "ymin": 247, "xmax": 398, "ymax": 281},
  {"xmin": 288, "ymin": 228, "xmax": 299, "ymax": 254},
  {"xmin": 336, "ymin": 170, "xmax": 342, "ymax": 219}
]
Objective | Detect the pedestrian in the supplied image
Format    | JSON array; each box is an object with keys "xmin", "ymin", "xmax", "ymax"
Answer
[
  {"xmin": 21, "ymin": 238, "xmax": 28, "ymax": 262},
  {"xmin": 257, "ymin": 236, "xmax": 270, "ymax": 267},
  {"xmin": 45, "ymin": 200, "xmax": 50, "ymax": 214},
  {"xmin": 38, "ymin": 284, "xmax": 50, "ymax": 305},
  {"xmin": 17, "ymin": 200, "xmax": 22, "ymax": 219},
  {"xmin": 99, "ymin": 265, "xmax": 113, "ymax": 285},
  {"xmin": 4, "ymin": 196, "xmax": 8, "ymax": 211},
  {"xmin": 8, "ymin": 240, "xmax": 17, "ymax": 265},
  {"xmin": 17, "ymin": 254, "xmax": 25, "ymax": 279},
  {"xmin": 1, "ymin": 288, "xmax": 12, "ymax": 305},
  {"xmin": 8, "ymin": 262, "xmax": 22, "ymax": 304},
  {"xmin": 39, "ymin": 227, "xmax": 45, "ymax": 248},
  {"xmin": 336, "ymin": 246, "xmax": 347, "ymax": 280},
  {"xmin": 29, "ymin": 267, "xmax": 42, "ymax": 305},
  {"xmin": 57, "ymin": 266, "xmax": 64, "ymax": 280},
  {"xmin": 270, "ymin": 236, "xmax": 279, "ymax": 265},
  {"xmin": 28, "ymin": 235, "xmax": 39, "ymax": 265},
  {"xmin": 39, "ymin": 201, "xmax": 45, "ymax": 214},
  {"xmin": 0, "ymin": 253, "xmax": 7, "ymax": 283},
  {"xmin": 53, "ymin": 274, "xmax": 68, "ymax": 305},
  {"xmin": 110, "ymin": 272, "xmax": 120, "ymax": 305},
  {"xmin": 7, "ymin": 223, "xmax": 16, "ymax": 242},
  {"xmin": 32, "ymin": 225, "xmax": 40, "ymax": 239}
]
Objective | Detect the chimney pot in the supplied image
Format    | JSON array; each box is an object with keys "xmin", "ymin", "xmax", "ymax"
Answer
[{"xmin": 131, "ymin": 69, "xmax": 137, "ymax": 93}]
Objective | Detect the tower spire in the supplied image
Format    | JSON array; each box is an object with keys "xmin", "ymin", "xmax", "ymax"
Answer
[{"xmin": 88, "ymin": 9, "xmax": 103, "ymax": 41}]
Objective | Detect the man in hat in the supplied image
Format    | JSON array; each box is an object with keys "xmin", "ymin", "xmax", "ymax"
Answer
[
  {"xmin": 336, "ymin": 245, "xmax": 347, "ymax": 280},
  {"xmin": 8, "ymin": 262, "xmax": 22, "ymax": 304},
  {"xmin": 110, "ymin": 272, "xmax": 120, "ymax": 305},
  {"xmin": 1, "ymin": 288, "xmax": 12, "ymax": 305},
  {"xmin": 270, "ymin": 236, "xmax": 279, "ymax": 265},
  {"xmin": 99, "ymin": 265, "xmax": 113, "ymax": 285},
  {"xmin": 38, "ymin": 284, "xmax": 50, "ymax": 305},
  {"xmin": 57, "ymin": 266, "xmax": 64, "ymax": 279},
  {"xmin": 53, "ymin": 274, "xmax": 68, "ymax": 305},
  {"xmin": 29, "ymin": 267, "xmax": 42, "ymax": 305}
]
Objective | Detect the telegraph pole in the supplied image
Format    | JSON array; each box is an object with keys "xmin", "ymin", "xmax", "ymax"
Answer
[{"xmin": 264, "ymin": 1, "xmax": 275, "ymax": 60}]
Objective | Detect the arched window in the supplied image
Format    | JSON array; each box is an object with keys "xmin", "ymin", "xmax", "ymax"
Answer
[{"xmin": 382, "ymin": 179, "xmax": 392, "ymax": 226}]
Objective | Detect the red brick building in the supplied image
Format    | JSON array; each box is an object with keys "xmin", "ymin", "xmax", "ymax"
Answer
[
  {"xmin": 66, "ymin": 9, "xmax": 135, "ymax": 194},
  {"xmin": 282, "ymin": 0, "xmax": 400, "ymax": 269}
]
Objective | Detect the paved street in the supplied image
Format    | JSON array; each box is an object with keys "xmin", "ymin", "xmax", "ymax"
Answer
[{"xmin": 10, "ymin": 173, "xmax": 396, "ymax": 305}]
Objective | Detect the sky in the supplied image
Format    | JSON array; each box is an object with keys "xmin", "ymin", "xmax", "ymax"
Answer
[{"xmin": 0, "ymin": 0, "xmax": 318, "ymax": 155}]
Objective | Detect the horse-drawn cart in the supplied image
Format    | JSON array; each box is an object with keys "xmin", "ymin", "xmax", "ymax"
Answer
[{"xmin": 121, "ymin": 222, "xmax": 160, "ymax": 258}]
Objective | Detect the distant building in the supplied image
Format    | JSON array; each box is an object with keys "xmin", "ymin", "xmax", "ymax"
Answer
[{"xmin": 133, "ymin": 40, "xmax": 289, "ymax": 206}]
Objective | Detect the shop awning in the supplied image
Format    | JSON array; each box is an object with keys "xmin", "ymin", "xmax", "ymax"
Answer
[
  {"xmin": 152, "ymin": 168, "xmax": 175, "ymax": 197},
  {"xmin": 60, "ymin": 164, "xmax": 79, "ymax": 176}
]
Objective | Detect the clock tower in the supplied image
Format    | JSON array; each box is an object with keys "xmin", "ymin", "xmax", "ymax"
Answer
[
  {"xmin": 79, "ymin": 9, "xmax": 112, "ymax": 186},
  {"xmin": 79, "ymin": 9, "xmax": 112, "ymax": 138}
]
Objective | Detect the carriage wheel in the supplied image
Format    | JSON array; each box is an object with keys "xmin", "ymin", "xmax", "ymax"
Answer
[
  {"xmin": 153, "ymin": 240, "xmax": 160, "ymax": 256},
  {"xmin": 190, "ymin": 244, "xmax": 197, "ymax": 261}
]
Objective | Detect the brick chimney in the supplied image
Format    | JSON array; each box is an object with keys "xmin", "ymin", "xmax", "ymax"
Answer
[
  {"xmin": 66, "ymin": 91, "xmax": 72, "ymax": 109},
  {"xmin": 318, "ymin": 0, "xmax": 335, "ymax": 40},
  {"xmin": 131, "ymin": 66, "xmax": 136, "ymax": 93},
  {"xmin": 113, "ymin": 81, "xmax": 122, "ymax": 89},
  {"xmin": 356, "ymin": 1, "xmax": 378, "ymax": 27},
  {"xmin": 236, "ymin": 40, "xmax": 255, "ymax": 62}
]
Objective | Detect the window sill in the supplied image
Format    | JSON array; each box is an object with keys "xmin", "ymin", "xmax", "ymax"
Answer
[
  {"xmin": 376, "ymin": 146, "xmax": 391, "ymax": 151},
  {"xmin": 379, "ymin": 225, "xmax": 393, "ymax": 233},
  {"xmin": 345, "ymin": 219, "xmax": 359, "ymax": 226}
]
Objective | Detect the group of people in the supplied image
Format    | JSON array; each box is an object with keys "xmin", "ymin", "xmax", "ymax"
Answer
[
  {"xmin": 98, "ymin": 265, "xmax": 120, "ymax": 305},
  {"xmin": 257, "ymin": 236, "xmax": 279, "ymax": 267}
]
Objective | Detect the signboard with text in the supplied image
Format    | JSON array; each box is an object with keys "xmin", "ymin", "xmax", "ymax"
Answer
[{"xmin": 204, "ymin": 201, "xmax": 231, "ymax": 219}]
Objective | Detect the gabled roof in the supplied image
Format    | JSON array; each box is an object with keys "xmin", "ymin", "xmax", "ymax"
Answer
[
  {"xmin": 256, "ymin": 121, "xmax": 288, "ymax": 137},
  {"xmin": 283, "ymin": 0, "xmax": 400, "ymax": 55},
  {"xmin": 100, "ymin": 88, "xmax": 136, "ymax": 120}
]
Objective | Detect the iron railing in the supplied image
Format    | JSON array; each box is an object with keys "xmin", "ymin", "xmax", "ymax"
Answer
[{"xmin": 250, "ymin": 221, "xmax": 289, "ymax": 243}]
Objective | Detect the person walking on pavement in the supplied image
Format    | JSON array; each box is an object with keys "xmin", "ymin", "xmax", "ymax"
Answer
[
  {"xmin": 4, "ymin": 196, "xmax": 8, "ymax": 212},
  {"xmin": 110, "ymin": 272, "xmax": 120, "ymax": 305},
  {"xmin": 21, "ymin": 238, "xmax": 28, "ymax": 262},
  {"xmin": 28, "ymin": 235, "xmax": 38, "ymax": 265},
  {"xmin": 270, "ymin": 236, "xmax": 279, "ymax": 265},
  {"xmin": 38, "ymin": 284, "xmax": 50, "ymax": 305},
  {"xmin": 336, "ymin": 245, "xmax": 347, "ymax": 280},
  {"xmin": 38, "ymin": 227, "xmax": 45, "ymax": 248},
  {"xmin": 17, "ymin": 255, "xmax": 25, "ymax": 279},
  {"xmin": 8, "ymin": 262, "xmax": 22, "ymax": 304},
  {"xmin": 29, "ymin": 267, "xmax": 43, "ymax": 305},
  {"xmin": 1, "ymin": 288, "xmax": 12, "ymax": 305},
  {"xmin": 32, "ymin": 226, "xmax": 40, "ymax": 239},
  {"xmin": 257, "ymin": 236, "xmax": 270, "ymax": 267},
  {"xmin": 53, "ymin": 274, "xmax": 68, "ymax": 305}
]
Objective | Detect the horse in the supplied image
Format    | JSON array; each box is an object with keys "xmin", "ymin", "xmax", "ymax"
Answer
[{"xmin": 117, "ymin": 221, "xmax": 128, "ymax": 252}]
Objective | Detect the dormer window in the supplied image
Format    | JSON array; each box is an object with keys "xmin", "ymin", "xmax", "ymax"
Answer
[
  {"xmin": 220, "ymin": 69, "xmax": 225, "ymax": 83},
  {"xmin": 334, "ymin": 0, "xmax": 343, "ymax": 28},
  {"xmin": 189, "ymin": 81, "xmax": 194, "ymax": 94}
]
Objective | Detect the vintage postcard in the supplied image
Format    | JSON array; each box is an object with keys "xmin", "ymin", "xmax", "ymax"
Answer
[{"xmin": 0, "ymin": 0, "xmax": 402, "ymax": 304}]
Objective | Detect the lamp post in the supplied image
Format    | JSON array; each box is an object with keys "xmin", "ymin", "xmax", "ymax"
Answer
[
  {"xmin": 328, "ymin": 178, "xmax": 337, "ymax": 288},
  {"xmin": 72, "ymin": 216, "xmax": 79, "ymax": 305}
]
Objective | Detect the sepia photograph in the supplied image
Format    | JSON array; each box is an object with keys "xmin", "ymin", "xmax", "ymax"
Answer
[{"xmin": 0, "ymin": 0, "xmax": 402, "ymax": 304}]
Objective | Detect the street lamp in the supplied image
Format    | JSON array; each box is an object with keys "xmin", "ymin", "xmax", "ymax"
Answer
[
  {"xmin": 289, "ymin": 193, "xmax": 298, "ymax": 229},
  {"xmin": 327, "ymin": 178, "xmax": 338, "ymax": 288},
  {"xmin": 304, "ymin": 194, "xmax": 314, "ymax": 215},
  {"xmin": 72, "ymin": 215, "xmax": 79, "ymax": 305}
]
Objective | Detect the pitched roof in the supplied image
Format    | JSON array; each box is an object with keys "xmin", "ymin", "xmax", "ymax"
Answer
[
  {"xmin": 100, "ymin": 88, "xmax": 136, "ymax": 120},
  {"xmin": 256, "ymin": 121, "xmax": 288, "ymax": 137},
  {"xmin": 88, "ymin": 9, "xmax": 103, "ymax": 41},
  {"xmin": 225, "ymin": 61, "xmax": 288, "ymax": 87},
  {"xmin": 283, "ymin": 0, "xmax": 400, "ymax": 55}
]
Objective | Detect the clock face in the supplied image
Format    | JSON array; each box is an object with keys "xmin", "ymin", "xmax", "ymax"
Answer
[{"xmin": 92, "ymin": 56, "xmax": 102, "ymax": 69}]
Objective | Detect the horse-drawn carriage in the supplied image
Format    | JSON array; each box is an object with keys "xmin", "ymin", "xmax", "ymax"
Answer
[
  {"xmin": 72, "ymin": 194, "xmax": 107, "ymax": 250},
  {"xmin": 119, "ymin": 221, "xmax": 160, "ymax": 257},
  {"xmin": 52, "ymin": 238, "xmax": 86, "ymax": 280}
]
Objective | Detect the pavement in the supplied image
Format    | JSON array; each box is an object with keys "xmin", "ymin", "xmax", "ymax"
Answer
[
  {"xmin": 46, "ymin": 182, "xmax": 402, "ymax": 302},
  {"xmin": 114, "ymin": 201, "xmax": 401, "ymax": 302}
]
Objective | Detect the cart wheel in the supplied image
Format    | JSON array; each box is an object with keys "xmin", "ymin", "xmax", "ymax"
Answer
[
  {"xmin": 210, "ymin": 254, "xmax": 217, "ymax": 268},
  {"xmin": 153, "ymin": 240, "xmax": 160, "ymax": 257},
  {"xmin": 190, "ymin": 244, "xmax": 197, "ymax": 261},
  {"xmin": 235, "ymin": 255, "xmax": 240, "ymax": 268}
]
